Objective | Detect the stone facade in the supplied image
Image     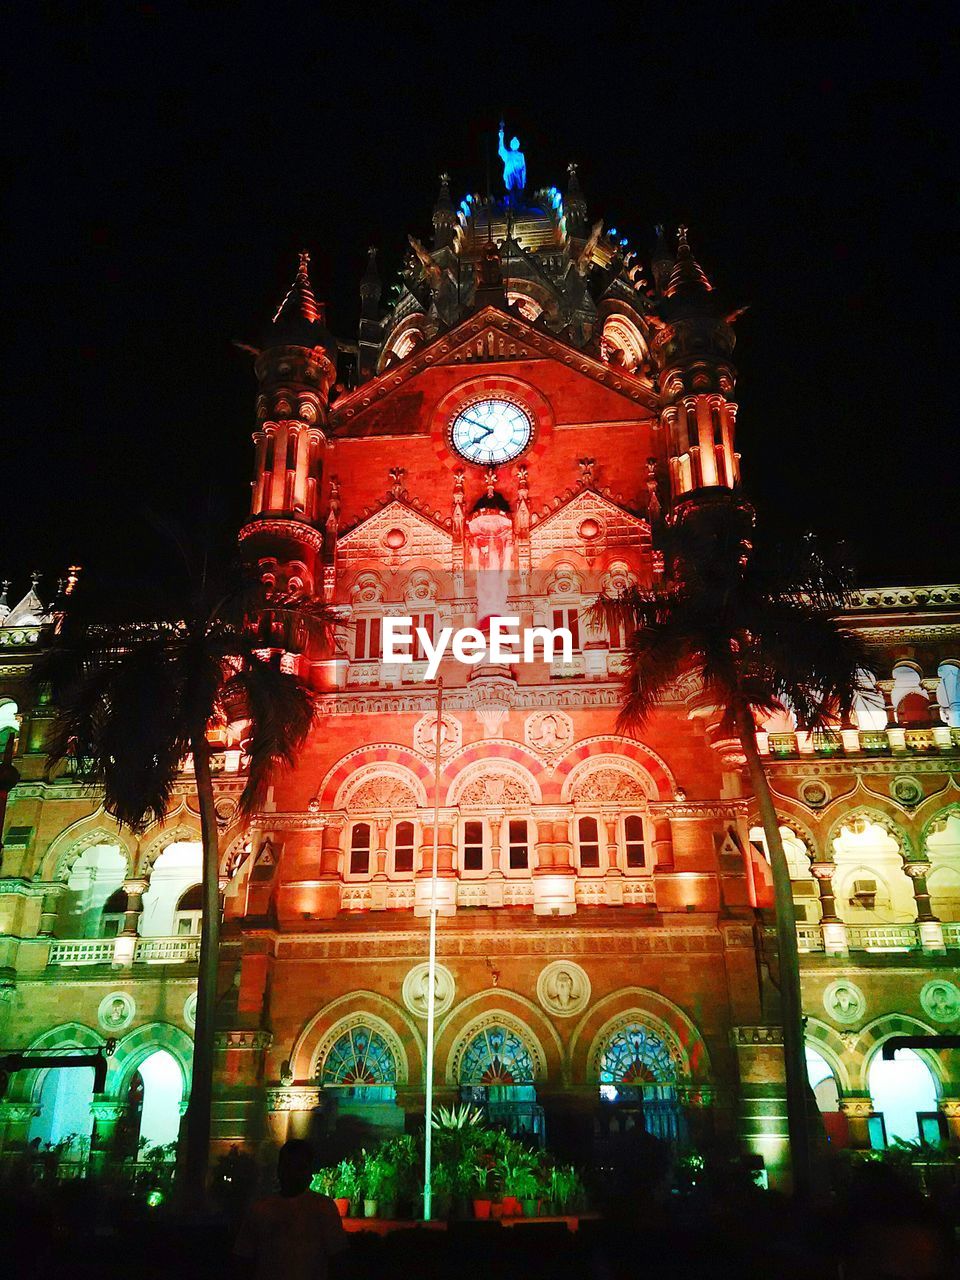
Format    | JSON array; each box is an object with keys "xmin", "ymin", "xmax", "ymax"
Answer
[{"xmin": 1, "ymin": 159, "xmax": 958, "ymax": 1187}]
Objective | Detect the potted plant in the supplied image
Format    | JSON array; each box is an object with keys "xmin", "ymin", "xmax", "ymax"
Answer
[
  {"xmin": 360, "ymin": 1148, "xmax": 395, "ymax": 1218},
  {"xmin": 549, "ymin": 1165, "xmax": 585, "ymax": 1216},
  {"xmin": 332, "ymin": 1158, "xmax": 360, "ymax": 1217},
  {"xmin": 468, "ymin": 1160, "xmax": 492, "ymax": 1220},
  {"xmin": 429, "ymin": 1160, "xmax": 453, "ymax": 1220},
  {"xmin": 510, "ymin": 1166, "xmax": 541, "ymax": 1218}
]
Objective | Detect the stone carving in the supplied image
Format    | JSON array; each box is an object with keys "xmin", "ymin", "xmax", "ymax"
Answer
[
  {"xmin": 920, "ymin": 979, "xmax": 960, "ymax": 1024},
  {"xmin": 350, "ymin": 572, "xmax": 384, "ymax": 605},
  {"xmin": 530, "ymin": 490, "xmax": 650, "ymax": 562},
  {"xmin": 545, "ymin": 562, "xmax": 582, "ymax": 598},
  {"xmin": 800, "ymin": 780, "xmax": 829, "ymax": 808},
  {"xmin": 458, "ymin": 773, "xmax": 531, "ymax": 807},
  {"xmin": 891, "ymin": 776, "xmax": 923, "ymax": 807},
  {"xmin": 413, "ymin": 712, "xmax": 461, "ymax": 759},
  {"xmin": 536, "ymin": 961, "xmax": 591, "ymax": 1018},
  {"xmin": 571, "ymin": 767, "xmax": 648, "ymax": 804},
  {"xmin": 524, "ymin": 709, "xmax": 574, "ymax": 761},
  {"xmin": 822, "ymin": 979, "xmax": 866, "ymax": 1025},
  {"xmin": 346, "ymin": 776, "xmax": 420, "ymax": 812},
  {"xmin": 338, "ymin": 503, "xmax": 451, "ymax": 567},
  {"xmin": 404, "ymin": 570, "xmax": 438, "ymax": 604},
  {"xmin": 452, "ymin": 470, "xmax": 465, "ymax": 537},
  {"xmin": 98, "ymin": 991, "xmax": 135, "ymax": 1032},
  {"xmin": 184, "ymin": 992, "xmax": 197, "ymax": 1029},
  {"xmin": 402, "ymin": 962, "xmax": 455, "ymax": 1018}
]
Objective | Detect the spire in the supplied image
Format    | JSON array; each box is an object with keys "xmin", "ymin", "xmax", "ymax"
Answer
[
  {"xmin": 432, "ymin": 172, "xmax": 456, "ymax": 249},
  {"xmin": 274, "ymin": 250, "xmax": 321, "ymax": 326},
  {"xmin": 664, "ymin": 225, "xmax": 713, "ymax": 298},
  {"xmin": 650, "ymin": 224, "xmax": 675, "ymax": 295},
  {"xmin": 360, "ymin": 246, "xmax": 381, "ymax": 309},
  {"xmin": 565, "ymin": 161, "xmax": 587, "ymax": 236},
  {"xmin": 266, "ymin": 251, "xmax": 337, "ymax": 359}
]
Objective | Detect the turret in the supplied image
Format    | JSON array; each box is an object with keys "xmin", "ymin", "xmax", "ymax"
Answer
[
  {"xmin": 565, "ymin": 162, "xmax": 588, "ymax": 238},
  {"xmin": 358, "ymin": 246, "xmax": 382, "ymax": 382},
  {"xmin": 652, "ymin": 228, "xmax": 741, "ymax": 508},
  {"xmin": 432, "ymin": 172, "xmax": 457, "ymax": 250},
  {"xmin": 240, "ymin": 252, "xmax": 336, "ymax": 605}
]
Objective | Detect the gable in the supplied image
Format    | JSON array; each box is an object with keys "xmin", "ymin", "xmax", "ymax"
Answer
[
  {"xmin": 330, "ymin": 305, "xmax": 659, "ymax": 437},
  {"xmin": 337, "ymin": 499, "xmax": 452, "ymax": 567},
  {"xmin": 529, "ymin": 489, "xmax": 651, "ymax": 560}
]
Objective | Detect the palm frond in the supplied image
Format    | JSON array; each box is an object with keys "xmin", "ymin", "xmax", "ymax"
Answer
[{"xmin": 230, "ymin": 655, "xmax": 316, "ymax": 816}]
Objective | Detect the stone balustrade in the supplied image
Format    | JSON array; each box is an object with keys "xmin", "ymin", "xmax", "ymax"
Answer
[
  {"xmin": 46, "ymin": 935, "xmax": 199, "ymax": 967},
  {"xmin": 758, "ymin": 726, "xmax": 960, "ymax": 758}
]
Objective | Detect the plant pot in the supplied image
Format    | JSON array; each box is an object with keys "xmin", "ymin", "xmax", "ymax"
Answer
[
  {"xmin": 521, "ymin": 1198, "xmax": 539, "ymax": 1217},
  {"xmin": 472, "ymin": 1198, "xmax": 492, "ymax": 1220},
  {"xmin": 363, "ymin": 1198, "xmax": 378, "ymax": 1218},
  {"xmin": 501, "ymin": 1196, "xmax": 521, "ymax": 1217},
  {"xmin": 334, "ymin": 1197, "xmax": 351, "ymax": 1218},
  {"xmin": 490, "ymin": 1201, "xmax": 504, "ymax": 1220}
]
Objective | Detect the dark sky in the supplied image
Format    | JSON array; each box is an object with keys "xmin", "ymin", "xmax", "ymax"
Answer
[{"xmin": 3, "ymin": 2, "xmax": 957, "ymax": 607}]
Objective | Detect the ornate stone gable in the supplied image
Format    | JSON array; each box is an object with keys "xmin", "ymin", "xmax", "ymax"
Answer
[
  {"xmin": 529, "ymin": 488, "xmax": 651, "ymax": 562},
  {"xmin": 570, "ymin": 766, "xmax": 649, "ymax": 805},
  {"xmin": 336, "ymin": 499, "xmax": 452, "ymax": 567}
]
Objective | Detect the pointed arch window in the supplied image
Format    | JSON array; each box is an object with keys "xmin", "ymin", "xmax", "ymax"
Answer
[{"xmin": 599, "ymin": 1023, "xmax": 676, "ymax": 1088}]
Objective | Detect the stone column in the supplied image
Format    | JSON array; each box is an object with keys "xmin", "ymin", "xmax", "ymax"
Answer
[
  {"xmin": 121, "ymin": 878, "xmax": 147, "ymax": 935},
  {"xmin": 552, "ymin": 816, "xmax": 573, "ymax": 870},
  {"xmin": 488, "ymin": 815, "xmax": 504, "ymax": 877},
  {"xmin": 89, "ymin": 1098, "xmax": 126, "ymax": 1172},
  {"xmin": 939, "ymin": 1098, "xmax": 960, "ymax": 1145},
  {"xmin": 603, "ymin": 813, "xmax": 621, "ymax": 873},
  {"xmin": 36, "ymin": 888, "xmax": 62, "ymax": 937},
  {"xmin": 534, "ymin": 819, "xmax": 554, "ymax": 869},
  {"xmin": 840, "ymin": 1094, "xmax": 874, "ymax": 1149},
  {"xmin": 810, "ymin": 863, "xmax": 840, "ymax": 922},
  {"xmin": 319, "ymin": 819, "xmax": 343, "ymax": 877},
  {"xmin": 373, "ymin": 819, "xmax": 389, "ymax": 880},
  {"xmin": 0, "ymin": 1100, "xmax": 40, "ymax": 1156},
  {"xmin": 904, "ymin": 861, "xmax": 937, "ymax": 922},
  {"xmin": 651, "ymin": 817, "xmax": 674, "ymax": 869}
]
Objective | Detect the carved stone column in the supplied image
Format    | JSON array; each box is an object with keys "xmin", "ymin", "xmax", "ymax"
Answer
[
  {"xmin": 651, "ymin": 817, "xmax": 674, "ymax": 870},
  {"xmin": 534, "ymin": 819, "xmax": 554, "ymax": 869},
  {"xmin": 36, "ymin": 885, "xmax": 63, "ymax": 937},
  {"xmin": 904, "ymin": 861, "xmax": 937, "ymax": 922},
  {"xmin": 121, "ymin": 879, "xmax": 147, "ymax": 935},
  {"xmin": 840, "ymin": 1094, "xmax": 874, "ymax": 1149},
  {"xmin": 319, "ymin": 819, "xmax": 344, "ymax": 877},
  {"xmin": 939, "ymin": 1098, "xmax": 960, "ymax": 1145},
  {"xmin": 0, "ymin": 1100, "xmax": 40, "ymax": 1154},
  {"xmin": 488, "ymin": 814, "xmax": 504, "ymax": 877},
  {"xmin": 373, "ymin": 819, "xmax": 389, "ymax": 880},
  {"xmin": 89, "ymin": 1098, "xmax": 126, "ymax": 1172},
  {"xmin": 602, "ymin": 813, "xmax": 620, "ymax": 874},
  {"xmin": 810, "ymin": 863, "xmax": 839, "ymax": 922}
]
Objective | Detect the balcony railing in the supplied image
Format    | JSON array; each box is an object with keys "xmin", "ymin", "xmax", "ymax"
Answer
[
  {"xmin": 46, "ymin": 935, "xmax": 199, "ymax": 967},
  {"xmin": 758, "ymin": 726, "xmax": 959, "ymax": 758},
  {"xmin": 796, "ymin": 921, "xmax": 960, "ymax": 953}
]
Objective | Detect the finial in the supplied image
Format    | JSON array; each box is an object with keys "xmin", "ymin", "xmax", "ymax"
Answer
[
  {"xmin": 484, "ymin": 467, "xmax": 498, "ymax": 497},
  {"xmin": 298, "ymin": 250, "xmax": 310, "ymax": 272},
  {"xmin": 439, "ymin": 171, "xmax": 450, "ymax": 186},
  {"xmin": 65, "ymin": 566, "xmax": 81, "ymax": 595},
  {"xmin": 30, "ymin": 571, "xmax": 40, "ymax": 591},
  {"xmin": 677, "ymin": 225, "xmax": 689, "ymax": 250}
]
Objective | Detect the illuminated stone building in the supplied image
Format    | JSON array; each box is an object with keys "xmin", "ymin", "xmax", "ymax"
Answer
[{"xmin": 1, "ymin": 152, "xmax": 959, "ymax": 1186}]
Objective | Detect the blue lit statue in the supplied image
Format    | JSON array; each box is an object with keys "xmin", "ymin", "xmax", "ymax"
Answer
[{"xmin": 498, "ymin": 120, "xmax": 526, "ymax": 194}]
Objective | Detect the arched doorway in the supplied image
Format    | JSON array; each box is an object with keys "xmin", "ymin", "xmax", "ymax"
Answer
[
  {"xmin": 458, "ymin": 1023, "xmax": 544, "ymax": 1142},
  {"xmin": 120, "ymin": 1050, "xmax": 184, "ymax": 1157},
  {"xmin": 805, "ymin": 1045, "xmax": 846, "ymax": 1145},
  {"xmin": 316, "ymin": 1020, "xmax": 404, "ymax": 1144},
  {"xmin": 868, "ymin": 1048, "xmax": 939, "ymax": 1145},
  {"xmin": 28, "ymin": 1065, "xmax": 96, "ymax": 1160}
]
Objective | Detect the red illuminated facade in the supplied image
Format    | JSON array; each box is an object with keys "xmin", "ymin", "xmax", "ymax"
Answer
[{"xmin": 1, "ymin": 160, "xmax": 959, "ymax": 1185}]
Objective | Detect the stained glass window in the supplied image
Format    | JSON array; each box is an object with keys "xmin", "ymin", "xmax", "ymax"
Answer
[
  {"xmin": 599, "ymin": 1023, "xmax": 676, "ymax": 1087},
  {"xmin": 320, "ymin": 1024, "xmax": 397, "ymax": 1088},
  {"xmin": 459, "ymin": 1024, "xmax": 535, "ymax": 1085}
]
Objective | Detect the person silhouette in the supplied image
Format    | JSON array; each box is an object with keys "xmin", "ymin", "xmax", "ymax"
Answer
[
  {"xmin": 498, "ymin": 121, "xmax": 526, "ymax": 194},
  {"xmin": 234, "ymin": 1139, "xmax": 347, "ymax": 1280}
]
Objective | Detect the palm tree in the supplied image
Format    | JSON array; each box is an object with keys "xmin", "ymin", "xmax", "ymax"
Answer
[
  {"xmin": 593, "ymin": 495, "xmax": 867, "ymax": 1198},
  {"xmin": 35, "ymin": 562, "xmax": 329, "ymax": 1202}
]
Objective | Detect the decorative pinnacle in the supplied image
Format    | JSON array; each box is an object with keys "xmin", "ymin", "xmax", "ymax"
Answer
[
  {"xmin": 677, "ymin": 224, "xmax": 689, "ymax": 248},
  {"xmin": 273, "ymin": 251, "xmax": 321, "ymax": 326}
]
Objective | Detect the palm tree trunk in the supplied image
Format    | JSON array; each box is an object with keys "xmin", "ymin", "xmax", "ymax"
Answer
[
  {"xmin": 182, "ymin": 725, "xmax": 221, "ymax": 1205},
  {"xmin": 733, "ymin": 699, "xmax": 811, "ymax": 1201}
]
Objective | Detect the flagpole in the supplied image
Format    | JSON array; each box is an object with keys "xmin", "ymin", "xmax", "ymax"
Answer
[{"xmin": 423, "ymin": 676, "xmax": 443, "ymax": 1221}]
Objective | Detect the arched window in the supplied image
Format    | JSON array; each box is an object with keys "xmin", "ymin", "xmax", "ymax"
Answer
[
  {"xmin": 891, "ymin": 663, "xmax": 930, "ymax": 727},
  {"xmin": 0, "ymin": 698, "xmax": 19, "ymax": 751},
  {"xmin": 459, "ymin": 1024, "xmax": 534, "ymax": 1086},
  {"xmin": 131, "ymin": 1049, "xmax": 183, "ymax": 1154},
  {"xmin": 577, "ymin": 816, "xmax": 600, "ymax": 869},
  {"xmin": 937, "ymin": 662, "xmax": 960, "ymax": 728},
  {"xmin": 868, "ymin": 1047, "xmax": 939, "ymax": 1146},
  {"xmin": 393, "ymin": 821, "xmax": 415, "ymax": 875},
  {"xmin": 140, "ymin": 841, "xmax": 202, "ymax": 937},
  {"xmin": 29, "ymin": 1064, "xmax": 96, "ymax": 1155},
  {"xmin": 350, "ymin": 823, "xmax": 371, "ymax": 876},
  {"xmin": 58, "ymin": 843, "xmax": 127, "ymax": 939},
  {"xmin": 831, "ymin": 818, "xmax": 915, "ymax": 924},
  {"xmin": 597, "ymin": 1022, "xmax": 684, "ymax": 1143},
  {"xmin": 319, "ymin": 1023, "xmax": 397, "ymax": 1101},
  {"xmin": 174, "ymin": 884, "xmax": 202, "ymax": 936},
  {"xmin": 598, "ymin": 1023, "xmax": 676, "ymax": 1093},
  {"xmin": 624, "ymin": 815, "xmax": 645, "ymax": 868}
]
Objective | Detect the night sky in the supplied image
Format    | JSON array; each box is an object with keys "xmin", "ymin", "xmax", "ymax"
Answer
[{"xmin": 4, "ymin": 3, "xmax": 956, "ymax": 607}]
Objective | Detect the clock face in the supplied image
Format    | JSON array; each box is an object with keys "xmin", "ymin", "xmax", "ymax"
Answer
[{"xmin": 449, "ymin": 398, "xmax": 532, "ymax": 465}]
